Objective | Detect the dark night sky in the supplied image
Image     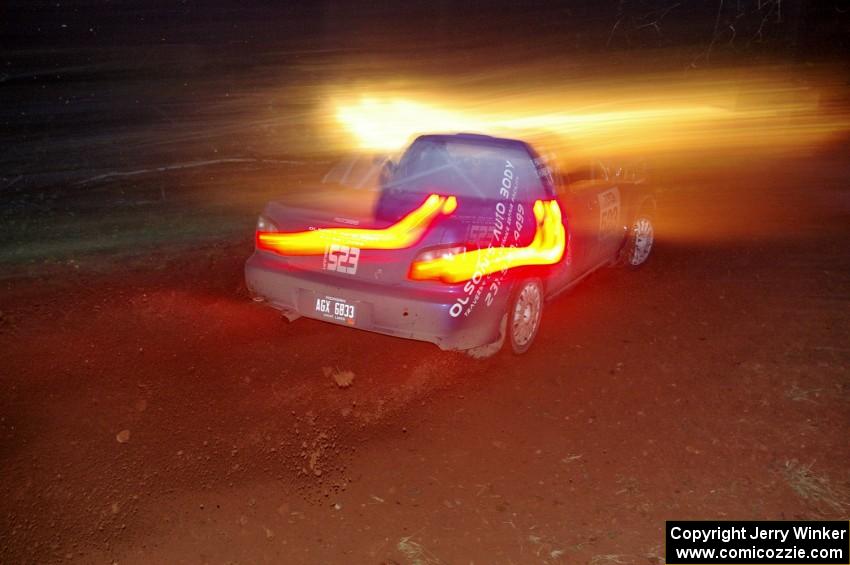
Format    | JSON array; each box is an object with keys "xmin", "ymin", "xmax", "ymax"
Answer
[
  {"xmin": 3, "ymin": 1, "xmax": 848, "ymax": 57},
  {"xmin": 1, "ymin": 0, "xmax": 847, "ymax": 186}
]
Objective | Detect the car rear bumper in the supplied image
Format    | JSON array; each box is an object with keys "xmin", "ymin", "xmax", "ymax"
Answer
[{"xmin": 245, "ymin": 252, "xmax": 506, "ymax": 351}]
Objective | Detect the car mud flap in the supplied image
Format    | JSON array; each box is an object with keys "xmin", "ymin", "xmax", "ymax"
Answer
[{"xmin": 465, "ymin": 313, "xmax": 507, "ymax": 359}]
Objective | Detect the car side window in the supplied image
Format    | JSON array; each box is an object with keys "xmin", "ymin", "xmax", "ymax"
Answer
[
  {"xmin": 563, "ymin": 161, "xmax": 612, "ymax": 195},
  {"xmin": 551, "ymin": 171, "xmax": 572, "ymax": 196}
]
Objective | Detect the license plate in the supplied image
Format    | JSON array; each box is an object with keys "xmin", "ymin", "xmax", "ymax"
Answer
[{"xmin": 314, "ymin": 295, "xmax": 356, "ymax": 325}]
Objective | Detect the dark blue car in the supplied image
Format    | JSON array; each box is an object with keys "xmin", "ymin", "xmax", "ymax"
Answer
[{"xmin": 245, "ymin": 133, "xmax": 655, "ymax": 355}]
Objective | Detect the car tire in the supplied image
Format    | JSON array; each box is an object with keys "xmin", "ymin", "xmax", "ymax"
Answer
[
  {"xmin": 508, "ymin": 278, "xmax": 544, "ymax": 355},
  {"xmin": 619, "ymin": 198, "xmax": 656, "ymax": 269}
]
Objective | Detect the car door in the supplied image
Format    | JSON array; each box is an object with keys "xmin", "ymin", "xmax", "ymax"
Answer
[
  {"xmin": 547, "ymin": 169, "xmax": 602, "ymax": 293},
  {"xmin": 575, "ymin": 160, "xmax": 629, "ymax": 264},
  {"xmin": 595, "ymin": 160, "xmax": 633, "ymax": 262}
]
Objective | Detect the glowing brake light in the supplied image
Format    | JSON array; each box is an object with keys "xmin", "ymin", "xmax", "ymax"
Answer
[
  {"xmin": 256, "ymin": 194, "xmax": 456, "ymax": 255},
  {"xmin": 412, "ymin": 244, "xmax": 467, "ymax": 264},
  {"xmin": 256, "ymin": 216, "xmax": 278, "ymax": 232},
  {"xmin": 409, "ymin": 200, "xmax": 566, "ymax": 283}
]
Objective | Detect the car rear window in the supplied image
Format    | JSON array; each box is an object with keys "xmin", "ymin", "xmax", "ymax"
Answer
[{"xmin": 386, "ymin": 137, "xmax": 549, "ymax": 201}]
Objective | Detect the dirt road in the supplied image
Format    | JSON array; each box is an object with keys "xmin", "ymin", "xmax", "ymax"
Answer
[{"xmin": 1, "ymin": 153, "xmax": 848, "ymax": 564}]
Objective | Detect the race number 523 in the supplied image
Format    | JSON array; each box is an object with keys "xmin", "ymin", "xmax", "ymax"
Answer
[{"xmin": 324, "ymin": 244, "xmax": 360, "ymax": 275}]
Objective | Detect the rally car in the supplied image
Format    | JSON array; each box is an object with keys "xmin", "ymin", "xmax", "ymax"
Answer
[{"xmin": 245, "ymin": 133, "xmax": 655, "ymax": 355}]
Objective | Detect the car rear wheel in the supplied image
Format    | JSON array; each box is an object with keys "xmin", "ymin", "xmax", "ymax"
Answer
[{"xmin": 509, "ymin": 278, "xmax": 544, "ymax": 354}]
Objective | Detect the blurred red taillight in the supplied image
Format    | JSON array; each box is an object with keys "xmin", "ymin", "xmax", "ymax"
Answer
[
  {"xmin": 255, "ymin": 216, "xmax": 279, "ymax": 249},
  {"xmin": 409, "ymin": 199, "xmax": 566, "ymax": 283}
]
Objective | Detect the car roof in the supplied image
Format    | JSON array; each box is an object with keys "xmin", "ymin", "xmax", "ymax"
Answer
[{"xmin": 411, "ymin": 132, "xmax": 533, "ymax": 152}]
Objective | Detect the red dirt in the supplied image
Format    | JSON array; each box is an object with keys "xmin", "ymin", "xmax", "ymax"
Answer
[{"xmin": 1, "ymin": 158, "xmax": 848, "ymax": 564}]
